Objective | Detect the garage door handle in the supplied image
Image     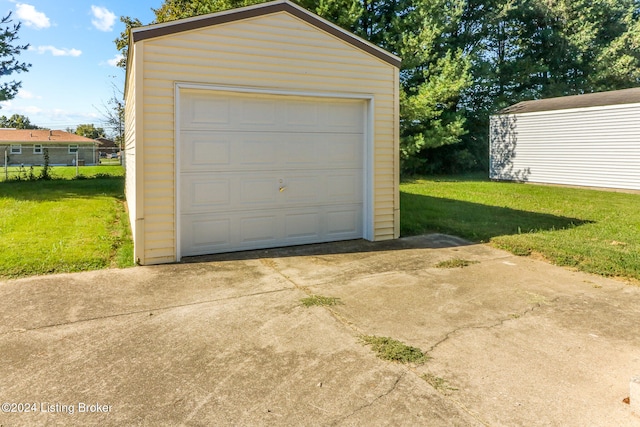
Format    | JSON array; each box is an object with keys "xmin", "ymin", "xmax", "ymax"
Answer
[{"xmin": 279, "ymin": 186, "xmax": 287, "ymax": 192}]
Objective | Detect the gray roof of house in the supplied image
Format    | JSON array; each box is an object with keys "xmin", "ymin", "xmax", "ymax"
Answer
[{"xmin": 498, "ymin": 87, "xmax": 640, "ymax": 114}]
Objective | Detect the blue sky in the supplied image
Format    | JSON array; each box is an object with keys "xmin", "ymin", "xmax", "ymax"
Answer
[{"xmin": 0, "ymin": 1, "xmax": 159, "ymax": 133}]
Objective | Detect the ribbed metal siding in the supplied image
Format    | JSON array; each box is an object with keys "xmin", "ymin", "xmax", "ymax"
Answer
[{"xmin": 490, "ymin": 103, "xmax": 640, "ymax": 190}]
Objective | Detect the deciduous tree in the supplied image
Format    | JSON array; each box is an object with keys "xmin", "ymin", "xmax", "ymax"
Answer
[
  {"xmin": 0, "ymin": 114, "xmax": 38, "ymax": 129},
  {"xmin": 74, "ymin": 124, "xmax": 106, "ymax": 140},
  {"xmin": 0, "ymin": 13, "xmax": 30, "ymax": 102}
]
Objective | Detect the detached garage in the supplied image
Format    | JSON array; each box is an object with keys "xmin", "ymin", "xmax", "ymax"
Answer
[
  {"xmin": 490, "ymin": 87, "xmax": 640, "ymax": 190},
  {"xmin": 124, "ymin": 0, "xmax": 401, "ymax": 265}
]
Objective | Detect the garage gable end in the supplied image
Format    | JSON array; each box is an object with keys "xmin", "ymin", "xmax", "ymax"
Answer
[{"xmin": 131, "ymin": 0, "xmax": 400, "ymax": 69}]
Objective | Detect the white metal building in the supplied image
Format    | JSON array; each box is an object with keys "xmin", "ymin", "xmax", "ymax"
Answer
[{"xmin": 490, "ymin": 87, "xmax": 640, "ymax": 190}]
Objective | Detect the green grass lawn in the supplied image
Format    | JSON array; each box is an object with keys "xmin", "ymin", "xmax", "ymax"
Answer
[
  {"xmin": 401, "ymin": 174, "xmax": 640, "ymax": 282},
  {"xmin": 0, "ymin": 167, "xmax": 133, "ymax": 279}
]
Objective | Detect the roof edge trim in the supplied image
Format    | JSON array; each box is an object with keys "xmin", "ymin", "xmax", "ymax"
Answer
[{"xmin": 496, "ymin": 87, "xmax": 640, "ymax": 115}]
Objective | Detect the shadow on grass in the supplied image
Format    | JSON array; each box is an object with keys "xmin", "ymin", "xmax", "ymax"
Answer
[
  {"xmin": 401, "ymin": 172, "xmax": 488, "ymax": 185},
  {"xmin": 401, "ymin": 192, "xmax": 593, "ymax": 241},
  {"xmin": 0, "ymin": 177, "xmax": 125, "ymax": 201}
]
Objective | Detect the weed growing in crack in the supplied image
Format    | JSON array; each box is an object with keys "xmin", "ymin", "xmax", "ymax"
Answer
[
  {"xmin": 301, "ymin": 295, "xmax": 343, "ymax": 307},
  {"xmin": 423, "ymin": 373, "xmax": 458, "ymax": 393},
  {"xmin": 361, "ymin": 335, "xmax": 430, "ymax": 364},
  {"xmin": 435, "ymin": 258, "xmax": 479, "ymax": 269}
]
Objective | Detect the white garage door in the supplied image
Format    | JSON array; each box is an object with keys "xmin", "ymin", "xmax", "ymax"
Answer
[{"xmin": 178, "ymin": 89, "xmax": 366, "ymax": 257}]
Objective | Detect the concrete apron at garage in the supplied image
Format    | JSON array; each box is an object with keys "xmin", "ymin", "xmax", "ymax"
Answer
[{"xmin": 0, "ymin": 234, "xmax": 639, "ymax": 426}]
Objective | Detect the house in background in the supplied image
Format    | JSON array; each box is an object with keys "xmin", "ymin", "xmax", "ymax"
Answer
[
  {"xmin": 96, "ymin": 137, "xmax": 121, "ymax": 158},
  {"xmin": 0, "ymin": 129, "xmax": 98, "ymax": 166},
  {"xmin": 490, "ymin": 87, "xmax": 640, "ymax": 191}
]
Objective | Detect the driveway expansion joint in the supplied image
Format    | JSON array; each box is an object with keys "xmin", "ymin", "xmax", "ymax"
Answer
[{"xmin": 0, "ymin": 287, "xmax": 293, "ymax": 335}]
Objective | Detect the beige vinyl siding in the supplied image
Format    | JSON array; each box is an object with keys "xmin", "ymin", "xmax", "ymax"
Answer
[
  {"xmin": 490, "ymin": 103, "xmax": 640, "ymax": 191},
  {"xmin": 136, "ymin": 11, "xmax": 398, "ymax": 264},
  {"xmin": 124, "ymin": 45, "xmax": 138, "ymax": 246}
]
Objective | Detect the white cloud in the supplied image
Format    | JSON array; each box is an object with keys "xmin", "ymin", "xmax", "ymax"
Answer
[
  {"xmin": 17, "ymin": 90, "xmax": 41, "ymax": 100},
  {"xmin": 21, "ymin": 105, "xmax": 44, "ymax": 115},
  {"xmin": 0, "ymin": 104, "xmax": 43, "ymax": 115},
  {"xmin": 32, "ymin": 45, "xmax": 82, "ymax": 57},
  {"xmin": 106, "ymin": 54, "xmax": 124, "ymax": 67},
  {"xmin": 15, "ymin": 3, "xmax": 50, "ymax": 29},
  {"xmin": 91, "ymin": 5, "xmax": 116, "ymax": 32}
]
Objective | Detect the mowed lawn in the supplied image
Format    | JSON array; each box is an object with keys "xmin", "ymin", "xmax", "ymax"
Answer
[
  {"xmin": 0, "ymin": 166, "xmax": 133, "ymax": 279},
  {"xmin": 401, "ymin": 174, "xmax": 640, "ymax": 282}
]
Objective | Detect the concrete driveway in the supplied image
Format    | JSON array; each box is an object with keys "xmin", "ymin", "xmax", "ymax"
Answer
[{"xmin": 1, "ymin": 234, "xmax": 639, "ymax": 426}]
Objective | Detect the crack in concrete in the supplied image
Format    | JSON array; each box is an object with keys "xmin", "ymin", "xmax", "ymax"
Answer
[
  {"xmin": 330, "ymin": 371, "xmax": 406, "ymax": 425},
  {"xmin": 426, "ymin": 297, "xmax": 560, "ymax": 354},
  {"xmin": 0, "ymin": 287, "xmax": 292, "ymax": 336},
  {"xmin": 260, "ymin": 260, "xmax": 367, "ymax": 336},
  {"xmin": 261, "ymin": 258, "xmax": 505, "ymax": 427}
]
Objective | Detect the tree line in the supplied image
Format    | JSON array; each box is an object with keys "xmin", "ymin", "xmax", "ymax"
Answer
[
  {"xmin": 115, "ymin": 0, "xmax": 639, "ymax": 175},
  {"xmin": 0, "ymin": 113, "xmax": 109, "ymax": 140}
]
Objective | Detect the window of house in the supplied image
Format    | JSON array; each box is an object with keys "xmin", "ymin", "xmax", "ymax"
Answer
[
  {"xmin": 10, "ymin": 144, "xmax": 21, "ymax": 154},
  {"xmin": 68, "ymin": 144, "xmax": 78, "ymax": 154},
  {"xmin": 33, "ymin": 144, "xmax": 43, "ymax": 154}
]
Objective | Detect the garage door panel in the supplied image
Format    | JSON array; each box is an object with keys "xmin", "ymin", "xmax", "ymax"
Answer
[
  {"xmin": 324, "ymin": 134, "xmax": 363, "ymax": 166},
  {"xmin": 181, "ymin": 94, "xmax": 231, "ymax": 127},
  {"xmin": 240, "ymin": 178, "xmax": 278, "ymax": 205},
  {"xmin": 284, "ymin": 101, "xmax": 319, "ymax": 127},
  {"xmin": 282, "ymin": 175, "xmax": 319, "ymax": 204},
  {"xmin": 327, "ymin": 173, "xmax": 363, "ymax": 202},
  {"xmin": 184, "ymin": 132, "xmax": 355, "ymax": 172},
  {"xmin": 181, "ymin": 206, "xmax": 363, "ymax": 256},
  {"xmin": 180, "ymin": 90, "xmax": 364, "ymax": 133},
  {"xmin": 237, "ymin": 135, "xmax": 279, "ymax": 166},
  {"xmin": 327, "ymin": 208, "xmax": 361, "ymax": 236},
  {"xmin": 181, "ymin": 133, "xmax": 231, "ymax": 169},
  {"xmin": 181, "ymin": 175, "xmax": 233, "ymax": 214},
  {"xmin": 283, "ymin": 137, "xmax": 317, "ymax": 166},
  {"xmin": 239, "ymin": 99, "xmax": 277, "ymax": 127},
  {"xmin": 284, "ymin": 212, "xmax": 321, "ymax": 239},
  {"xmin": 190, "ymin": 179, "xmax": 231, "ymax": 208},
  {"xmin": 239, "ymin": 215, "xmax": 279, "ymax": 243},
  {"xmin": 326, "ymin": 102, "xmax": 364, "ymax": 131},
  {"xmin": 183, "ymin": 171, "xmax": 361, "ymax": 213},
  {"xmin": 184, "ymin": 216, "xmax": 232, "ymax": 253},
  {"xmin": 180, "ymin": 90, "xmax": 365, "ymax": 256}
]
